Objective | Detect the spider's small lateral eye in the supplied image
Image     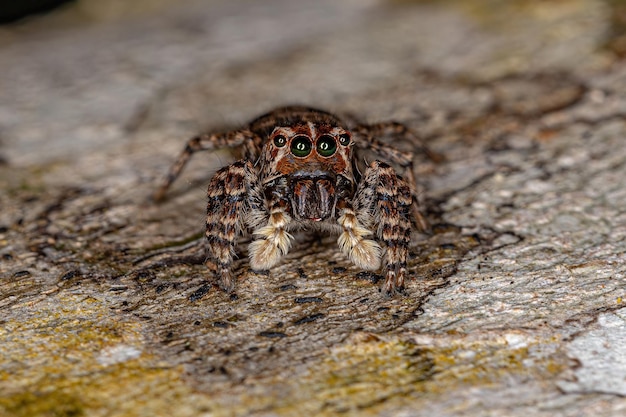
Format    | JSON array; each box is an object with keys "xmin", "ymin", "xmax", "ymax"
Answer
[
  {"xmin": 339, "ymin": 134, "xmax": 351, "ymax": 146},
  {"xmin": 316, "ymin": 135, "xmax": 337, "ymax": 157},
  {"xmin": 291, "ymin": 136, "xmax": 312, "ymax": 157},
  {"xmin": 273, "ymin": 135, "xmax": 287, "ymax": 147}
]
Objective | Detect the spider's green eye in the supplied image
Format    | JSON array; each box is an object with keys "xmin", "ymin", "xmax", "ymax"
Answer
[
  {"xmin": 273, "ymin": 135, "xmax": 287, "ymax": 147},
  {"xmin": 339, "ymin": 134, "xmax": 351, "ymax": 146},
  {"xmin": 316, "ymin": 135, "xmax": 337, "ymax": 157},
  {"xmin": 291, "ymin": 136, "xmax": 312, "ymax": 157}
]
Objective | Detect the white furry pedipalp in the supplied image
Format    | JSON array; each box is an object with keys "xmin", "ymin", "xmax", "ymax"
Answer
[{"xmin": 337, "ymin": 209, "xmax": 381, "ymax": 270}]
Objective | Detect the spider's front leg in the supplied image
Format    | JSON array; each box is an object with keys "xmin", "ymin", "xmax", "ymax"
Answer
[
  {"xmin": 205, "ymin": 159, "xmax": 258, "ymax": 292},
  {"xmin": 353, "ymin": 160, "xmax": 413, "ymax": 295}
]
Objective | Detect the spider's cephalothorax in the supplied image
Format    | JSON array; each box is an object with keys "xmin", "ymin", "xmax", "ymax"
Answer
[{"xmin": 155, "ymin": 106, "xmax": 433, "ymax": 295}]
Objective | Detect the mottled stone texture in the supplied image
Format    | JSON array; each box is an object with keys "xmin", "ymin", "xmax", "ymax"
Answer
[{"xmin": 1, "ymin": 0, "xmax": 626, "ymax": 416}]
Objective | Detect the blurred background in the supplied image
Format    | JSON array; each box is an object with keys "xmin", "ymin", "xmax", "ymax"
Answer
[{"xmin": 0, "ymin": 0, "xmax": 620, "ymax": 173}]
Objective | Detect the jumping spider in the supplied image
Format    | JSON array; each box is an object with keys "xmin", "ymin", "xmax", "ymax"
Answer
[{"xmin": 155, "ymin": 106, "xmax": 435, "ymax": 295}]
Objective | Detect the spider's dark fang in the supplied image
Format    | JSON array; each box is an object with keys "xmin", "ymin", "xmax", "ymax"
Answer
[{"xmin": 291, "ymin": 175, "xmax": 336, "ymax": 222}]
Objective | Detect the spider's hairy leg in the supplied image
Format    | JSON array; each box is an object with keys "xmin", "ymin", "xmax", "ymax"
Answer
[
  {"xmin": 154, "ymin": 128, "xmax": 258, "ymax": 202},
  {"xmin": 205, "ymin": 159, "xmax": 255, "ymax": 292},
  {"xmin": 355, "ymin": 121, "xmax": 442, "ymax": 163},
  {"xmin": 352, "ymin": 124, "xmax": 431, "ymax": 233},
  {"xmin": 355, "ymin": 160, "xmax": 412, "ymax": 295},
  {"xmin": 248, "ymin": 199, "xmax": 294, "ymax": 272},
  {"xmin": 337, "ymin": 205, "xmax": 381, "ymax": 271}
]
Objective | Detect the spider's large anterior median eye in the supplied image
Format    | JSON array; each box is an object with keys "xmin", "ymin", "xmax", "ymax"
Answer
[
  {"xmin": 273, "ymin": 135, "xmax": 287, "ymax": 147},
  {"xmin": 316, "ymin": 135, "xmax": 337, "ymax": 157},
  {"xmin": 291, "ymin": 136, "xmax": 312, "ymax": 157}
]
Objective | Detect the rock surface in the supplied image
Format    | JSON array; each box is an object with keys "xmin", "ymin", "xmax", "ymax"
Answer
[{"xmin": 1, "ymin": 0, "xmax": 626, "ymax": 415}]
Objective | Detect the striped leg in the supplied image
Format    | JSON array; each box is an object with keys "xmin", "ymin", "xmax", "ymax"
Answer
[
  {"xmin": 154, "ymin": 128, "xmax": 258, "ymax": 202},
  {"xmin": 354, "ymin": 121, "xmax": 442, "ymax": 163},
  {"xmin": 354, "ymin": 161, "xmax": 413, "ymax": 295},
  {"xmin": 205, "ymin": 160, "xmax": 256, "ymax": 292},
  {"xmin": 352, "ymin": 123, "xmax": 435, "ymax": 233}
]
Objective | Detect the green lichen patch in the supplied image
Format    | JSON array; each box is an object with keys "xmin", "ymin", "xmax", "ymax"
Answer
[
  {"xmin": 216, "ymin": 332, "xmax": 568, "ymax": 416},
  {"xmin": 0, "ymin": 293, "xmax": 211, "ymax": 417},
  {"xmin": 1, "ymin": 390, "xmax": 86, "ymax": 417}
]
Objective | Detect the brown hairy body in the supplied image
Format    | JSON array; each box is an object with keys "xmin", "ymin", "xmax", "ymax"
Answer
[{"xmin": 155, "ymin": 106, "xmax": 432, "ymax": 295}]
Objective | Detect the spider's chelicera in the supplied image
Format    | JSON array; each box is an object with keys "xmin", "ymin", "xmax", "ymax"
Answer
[{"xmin": 154, "ymin": 106, "xmax": 432, "ymax": 295}]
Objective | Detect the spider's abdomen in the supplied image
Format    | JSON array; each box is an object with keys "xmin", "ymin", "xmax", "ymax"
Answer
[{"xmin": 290, "ymin": 173, "xmax": 336, "ymax": 222}]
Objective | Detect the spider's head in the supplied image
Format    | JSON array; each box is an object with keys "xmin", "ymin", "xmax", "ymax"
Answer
[{"xmin": 265, "ymin": 122, "xmax": 355, "ymax": 222}]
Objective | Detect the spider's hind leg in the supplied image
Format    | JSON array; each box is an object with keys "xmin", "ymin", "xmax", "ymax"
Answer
[
  {"xmin": 355, "ymin": 121, "xmax": 442, "ymax": 163},
  {"xmin": 154, "ymin": 128, "xmax": 257, "ymax": 202}
]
